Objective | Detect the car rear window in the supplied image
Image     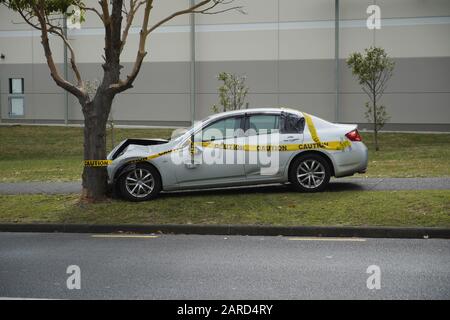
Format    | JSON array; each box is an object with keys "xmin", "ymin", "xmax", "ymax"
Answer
[{"xmin": 281, "ymin": 114, "xmax": 305, "ymax": 133}]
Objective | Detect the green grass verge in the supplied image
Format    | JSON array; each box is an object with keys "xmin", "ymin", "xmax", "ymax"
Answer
[
  {"xmin": 361, "ymin": 132, "xmax": 450, "ymax": 178},
  {"xmin": 1, "ymin": 190, "xmax": 449, "ymax": 227},
  {"xmin": 0, "ymin": 126, "xmax": 173, "ymax": 182},
  {"xmin": 0, "ymin": 125, "xmax": 449, "ymax": 181}
]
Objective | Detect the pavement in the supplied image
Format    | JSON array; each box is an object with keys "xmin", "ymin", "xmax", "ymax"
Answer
[
  {"xmin": 0, "ymin": 232, "xmax": 449, "ymax": 300},
  {"xmin": 0, "ymin": 177, "xmax": 449, "ymax": 195}
]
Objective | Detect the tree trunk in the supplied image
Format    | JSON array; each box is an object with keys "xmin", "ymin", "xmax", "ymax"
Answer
[
  {"xmin": 81, "ymin": 95, "xmax": 113, "ymax": 201},
  {"xmin": 373, "ymin": 94, "xmax": 379, "ymax": 151},
  {"xmin": 374, "ymin": 126, "xmax": 379, "ymax": 151}
]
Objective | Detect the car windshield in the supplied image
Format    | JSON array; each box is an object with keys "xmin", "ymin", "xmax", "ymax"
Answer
[{"xmin": 169, "ymin": 117, "xmax": 211, "ymax": 141}]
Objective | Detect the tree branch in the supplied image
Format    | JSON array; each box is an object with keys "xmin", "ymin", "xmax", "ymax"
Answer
[
  {"xmin": 17, "ymin": 8, "xmax": 42, "ymax": 30},
  {"xmin": 147, "ymin": 0, "xmax": 242, "ymax": 35},
  {"xmin": 120, "ymin": 0, "xmax": 145, "ymax": 53},
  {"xmin": 362, "ymin": 86, "xmax": 374, "ymax": 102},
  {"xmin": 82, "ymin": 6, "xmax": 104, "ymax": 22},
  {"xmin": 50, "ymin": 29, "xmax": 83, "ymax": 88},
  {"xmin": 100, "ymin": 0, "xmax": 114, "ymax": 69},
  {"xmin": 30, "ymin": 1, "xmax": 87, "ymax": 102},
  {"xmin": 375, "ymin": 70, "xmax": 391, "ymax": 98},
  {"xmin": 42, "ymin": 15, "xmax": 84, "ymax": 88},
  {"xmin": 110, "ymin": 0, "xmax": 242, "ymax": 94},
  {"xmin": 108, "ymin": 0, "xmax": 153, "ymax": 94}
]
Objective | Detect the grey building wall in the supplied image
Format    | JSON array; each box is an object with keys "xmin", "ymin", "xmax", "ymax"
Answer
[
  {"xmin": 2, "ymin": 57, "xmax": 448, "ymax": 130},
  {"xmin": 0, "ymin": 0, "xmax": 449, "ymax": 131}
]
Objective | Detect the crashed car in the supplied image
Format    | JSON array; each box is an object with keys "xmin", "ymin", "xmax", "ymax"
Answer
[{"xmin": 107, "ymin": 108, "xmax": 368, "ymax": 201}]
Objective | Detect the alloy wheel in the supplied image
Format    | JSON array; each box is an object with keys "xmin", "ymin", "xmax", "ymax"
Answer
[
  {"xmin": 125, "ymin": 168, "xmax": 155, "ymax": 198},
  {"xmin": 296, "ymin": 159, "xmax": 326, "ymax": 189}
]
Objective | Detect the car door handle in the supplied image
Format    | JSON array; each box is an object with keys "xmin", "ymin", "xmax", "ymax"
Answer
[{"xmin": 283, "ymin": 136, "xmax": 299, "ymax": 142}]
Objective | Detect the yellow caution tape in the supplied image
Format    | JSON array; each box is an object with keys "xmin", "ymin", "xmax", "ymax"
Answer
[
  {"xmin": 84, "ymin": 160, "xmax": 113, "ymax": 167},
  {"xmin": 199, "ymin": 141, "xmax": 348, "ymax": 152},
  {"xmin": 85, "ymin": 149, "xmax": 182, "ymax": 167},
  {"xmin": 84, "ymin": 114, "xmax": 351, "ymax": 167},
  {"xmin": 303, "ymin": 113, "xmax": 351, "ymax": 151}
]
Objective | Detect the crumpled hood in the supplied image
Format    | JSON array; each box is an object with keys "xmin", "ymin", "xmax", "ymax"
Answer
[
  {"xmin": 108, "ymin": 139, "xmax": 176, "ymax": 162},
  {"xmin": 107, "ymin": 138, "xmax": 171, "ymax": 160},
  {"xmin": 124, "ymin": 144, "xmax": 153, "ymax": 155}
]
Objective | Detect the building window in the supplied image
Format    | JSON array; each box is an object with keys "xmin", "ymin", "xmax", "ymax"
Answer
[
  {"xmin": 8, "ymin": 78, "xmax": 25, "ymax": 117},
  {"xmin": 9, "ymin": 78, "xmax": 24, "ymax": 94}
]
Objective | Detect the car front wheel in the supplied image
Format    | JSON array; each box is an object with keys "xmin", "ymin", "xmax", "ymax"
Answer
[
  {"xmin": 290, "ymin": 154, "xmax": 331, "ymax": 192},
  {"xmin": 118, "ymin": 164, "xmax": 161, "ymax": 201}
]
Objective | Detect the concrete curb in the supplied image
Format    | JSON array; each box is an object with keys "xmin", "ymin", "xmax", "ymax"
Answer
[{"xmin": 0, "ymin": 223, "xmax": 449, "ymax": 239}]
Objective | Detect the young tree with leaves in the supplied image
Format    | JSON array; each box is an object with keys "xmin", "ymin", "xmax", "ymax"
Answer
[
  {"xmin": 0, "ymin": 0, "xmax": 243, "ymax": 201},
  {"xmin": 347, "ymin": 47, "xmax": 394, "ymax": 151},
  {"xmin": 212, "ymin": 72, "xmax": 249, "ymax": 113}
]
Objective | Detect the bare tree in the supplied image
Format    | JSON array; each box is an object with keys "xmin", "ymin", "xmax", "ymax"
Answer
[{"xmin": 1, "ymin": 0, "xmax": 243, "ymax": 201}]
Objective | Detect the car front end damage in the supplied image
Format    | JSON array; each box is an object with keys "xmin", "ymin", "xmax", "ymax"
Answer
[{"xmin": 106, "ymin": 138, "xmax": 172, "ymax": 186}]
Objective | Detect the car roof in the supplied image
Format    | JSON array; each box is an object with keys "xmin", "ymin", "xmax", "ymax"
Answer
[
  {"xmin": 207, "ymin": 107, "xmax": 303, "ymax": 121},
  {"xmin": 181, "ymin": 107, "xmax": 306, "ymax": 143}
]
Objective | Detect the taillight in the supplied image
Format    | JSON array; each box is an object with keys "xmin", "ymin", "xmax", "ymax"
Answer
[{"xmin": 345, "ymin": 129, "xmax": 362, "ymax": 142}]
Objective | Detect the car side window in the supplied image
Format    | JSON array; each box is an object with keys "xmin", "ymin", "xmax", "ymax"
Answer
[
  {"xmin": 246, "ymin": 114, "xmax": 280, "ymax": 136},
  {"xmin": 202, "ymin": 117, "xmax": 242, "ymax": 141},
  {"xmin": 281, "ymin": 114, "xmax": 305, "ymax": 134}
]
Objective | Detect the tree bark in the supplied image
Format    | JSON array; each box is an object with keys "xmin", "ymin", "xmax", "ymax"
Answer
[{"xmin": 81, "ymin": 94, "xmax": 113, "ymax": 201}]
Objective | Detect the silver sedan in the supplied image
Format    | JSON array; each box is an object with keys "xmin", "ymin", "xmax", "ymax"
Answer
[{"xmin": 107, "ymin": 108, "xmax": 368, "ymax": 201}]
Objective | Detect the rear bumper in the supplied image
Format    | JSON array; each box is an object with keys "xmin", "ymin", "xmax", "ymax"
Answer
[{"xmin": 333, "ymin": 142, "xmax": 368, "ymax": 177}]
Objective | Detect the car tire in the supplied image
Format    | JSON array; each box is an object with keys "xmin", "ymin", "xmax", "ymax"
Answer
[
  {"xmin": 289, "ymin": 154, "xmax": 331, "ymax": 192},
  {"xmin": 118, "ymin": 163, "xmax": 161, "ymax": 201}
]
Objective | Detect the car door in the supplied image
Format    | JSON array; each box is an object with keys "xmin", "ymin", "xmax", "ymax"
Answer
[
  {"xmin": 244, "ymin": 112, "xmax": 304, "ymax": 179},
  {"xmin": 278, "ymin": 111, "xmax": 305, "ymax": 172},
  {"xmin": 174, "ymin": 115, "xmax": 246, "ymax": 187},
  {"xmin": 244, "ymin": 113, "xmax": 282, "ymax": 179}
]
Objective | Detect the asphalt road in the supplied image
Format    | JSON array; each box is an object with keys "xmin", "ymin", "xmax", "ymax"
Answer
[
  {"xmin": 1, "ymin": 177, "xmax": 450, "ymax": 194},
  {"xmin": 0, "ymin": 233, "xmax": 449, "ymax": 300}
]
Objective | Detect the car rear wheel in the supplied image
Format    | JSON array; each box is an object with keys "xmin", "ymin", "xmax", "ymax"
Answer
[
  {"xmin": 290, "ymin": 154, "xmax": 331, "ymax": 192},
  {"xmin": 118, "ymin": 164, "xmax": 161, "ymax": 201}
]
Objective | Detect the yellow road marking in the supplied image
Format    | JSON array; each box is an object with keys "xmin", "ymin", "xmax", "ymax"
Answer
[
  {"xmin": 288, "ymin": 237, "xmax": 366, "ymax": 242},
  {"xmin": 91, "ymin": 235, "xmax": 159, "ymax": 239}
]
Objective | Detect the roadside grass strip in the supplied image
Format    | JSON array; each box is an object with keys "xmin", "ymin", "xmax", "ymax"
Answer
[{"xmin": 1, "ymin": 190, "xmax": 448, "ymax": 227}]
